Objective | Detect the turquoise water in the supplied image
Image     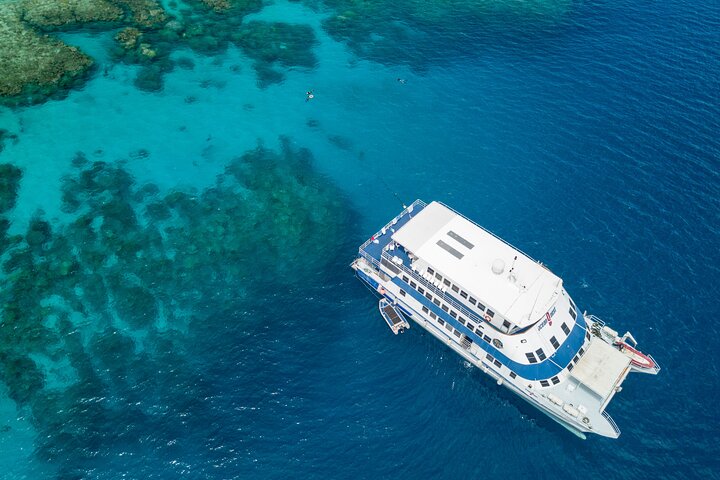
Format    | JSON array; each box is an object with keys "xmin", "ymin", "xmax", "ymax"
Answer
[{"xmin": 0, "ymin": 0, "xmax": 719, "ymax": 478}]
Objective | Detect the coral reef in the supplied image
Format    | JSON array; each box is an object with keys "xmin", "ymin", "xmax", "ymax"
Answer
[
  {"xmin": 115, "ymin": 26, "xmax": 142, "ymax": 49},
  {"xmin": 0, "ymin": 0, "xmax": 171, "ymax": 103},
  {"xmin": 0, "ymin": 0, "xmax": 569, "ymax": 102},
  {"xmin": 0, "ymin": 129, "xmax": 19, "ymax": 154},
  {"xmin": 175, "ymin": 56, "xmax": 196, "ymax": 70},
  {"xmin": 1, "ymin": 0, "xmax": 321, "ymax": 99},
  {"xmin": 234, "ymin": 21, "xmax": 318, "ymax": 68},
  {"xmin": 110, "ymin": 15, "xmax": 318, "ymax": 90},
  {"xmin": 0, "ymin": 141, "xmax": 353, "ymax": 471},
  {"xmin": 18, "ymin": 0, "xmax": 123, "ymax": 29},
  {"xmin": 200, "ymin": 0, "xmax": 232, "ymax": 12},
  {"xmin": 0, "ymin": 163, "xmax": 23, "ymax": 214},
  {"xmin": 328, "ymin": 134, "xmax": 353, "ymax": 151},
  {"xmin": 20, "ymin": 0, "xmax": 169, "ymax": 30},
  {"xmin": 0, "ymin": 163, "xmax": 23, "ymax": 253},
  {"xmin": 134, "ymin": 64, "xmax": 166, "ymax": 91},
  {"xmin": 187, "ymin": 0, "xmax": 262, "ymax": 14},
  {"xmin": 0, "ymin": 6, "xmax": 93, "ymax": 102},
  {"xmin": 317, "ymin": 0, "xmax": 571, "ymax": 68},
  {"xmin": 116, "ymin": 0, "xmax": 167, "ymax": 28},
  {"xmin": 234, "ymin": 21, "xmax": 318, "ymax": 86}
]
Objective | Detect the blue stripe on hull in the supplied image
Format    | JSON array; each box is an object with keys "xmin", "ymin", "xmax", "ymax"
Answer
[
  {"xmin": 355, "ymin": 266, "xmax": 586, "ymax": 382},
  {"xmin": 391, "ymin": 276, "xmax": 586, "ymax": 381}
]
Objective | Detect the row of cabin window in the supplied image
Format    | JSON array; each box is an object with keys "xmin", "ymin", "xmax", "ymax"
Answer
[
  {"xmin": 485, "ymin": 354, "xmax": 519, "ymax": 380},
  {"xmin": 402, "ymin": 275, "xmax": 431, "ymax": 298},
  {"xmin": 539, "ymin": 376, "xmax": 560, "ymax": 387},
  {"xmin": 411, "ymin": 286, "xmax": 503, "ymax": 354},
  {"xmin": 484, "ymin": 352, "xmax": 561, "ymax": 387},
  {"xmin": 407, "ymin": 282, "xmax": 481, "ymax": 332},
  {"xmin": 403, "ymin": 270, "xmax": 513, "ymax": 334},
  {"xmin": 523, "ymin": 322, "xmax": 574, "ymax": 364},
  {"xmin": 422, "ymin": 306, "xmax": 466, "ymax": 339},
  {"xmin": 570, "ymin": 347, "xmax": 587, "ymax": 367},
  {"xmin": 485, "ymin": 353, "xmax": 502, "ymax": 369},
  {"xmin": 544, "ymin": 318, "xmax": 590, "ymax": 370},
  {"xmin": 566, "ymin": 333, "xmax": 591, "ymax": 372},
  {"xmin": 567, "ymin": 299, "xmax": 578, "ymax": 346},
  {"xmin": 425, "ymin": 267, "xmax": 496, "ymax": 320}
]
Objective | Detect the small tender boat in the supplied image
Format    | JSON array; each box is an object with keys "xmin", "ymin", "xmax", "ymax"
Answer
[
  {"xmin": 616, "ymin": 341, "xmax": 656, "ymax": 370},
  {"xmin": 379, "ymin": 298, "xmax": 410, "ymax": 335}
]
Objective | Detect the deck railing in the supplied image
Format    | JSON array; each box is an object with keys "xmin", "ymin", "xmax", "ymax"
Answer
[
  {"xmin": 645, "ymin": 354, "xmax": 661, "ymax": 374},
  {"xmin": 379, "ymin": 250, "xmax": 490, "ymax": 329},
  {"xmin": 601, "ymin": 411, "xmax": 621, "ymax": 436},
  {"xmin": 358, "ymin": 198, "xmax": 501, "ymax": 333},
  {"xmin": 359, "ymin": 199, "xmax": 427, "ymax": 253},
  {"xmin": 584, "ymin": 314, "xmax": 661, "ymax": 374},
  {"xmin": 359, "ymin": 249, "xmax": 380, "ymax": 268},
  {"xmin": 584, "ymin": 314, "xmax": 606, "ymax": 328}
]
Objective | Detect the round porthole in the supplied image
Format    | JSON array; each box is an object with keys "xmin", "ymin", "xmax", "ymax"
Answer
[{"xmin": 492, "ymin": 338, "xmax": 503, "ymax": 349}]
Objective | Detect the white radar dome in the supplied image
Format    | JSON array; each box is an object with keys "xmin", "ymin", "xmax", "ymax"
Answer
[{"xmin": 491, "ymin": 259, "xmax": 505, "ymax": 275}]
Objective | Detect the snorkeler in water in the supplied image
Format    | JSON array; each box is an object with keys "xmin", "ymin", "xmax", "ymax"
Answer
[
  {"xmin": 306, "ymin": 90, "xmax": 314, "ymax": 102},
  {"xmin": 397, "ymin": 78, "xmax": 406, "ymax": 84}
]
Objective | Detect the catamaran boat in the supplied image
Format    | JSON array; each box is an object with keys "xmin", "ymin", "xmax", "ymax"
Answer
[{"xmin": 351, "ymin": 200, "xmax": 659, "ymax": 438}]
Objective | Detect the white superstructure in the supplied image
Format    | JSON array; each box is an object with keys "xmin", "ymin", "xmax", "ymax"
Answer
[
  {"xmin": 392, "ymin": 200, "xmax": 562, "ymax": 330},
  {"xmin": 352, "ymin": 200, "xmax": 659, "ymax": 438}
]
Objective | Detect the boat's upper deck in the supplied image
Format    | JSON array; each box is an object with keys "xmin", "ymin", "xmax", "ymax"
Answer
[
  {"xmin": 390, "ymin": 201, "xmax": 562, "ymax": 328},
  {"xmin": 360, "ymin": 201, "xmax": 426, "ymax": 265}
]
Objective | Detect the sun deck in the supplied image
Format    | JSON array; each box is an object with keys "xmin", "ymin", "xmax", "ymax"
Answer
[
  {"xmin": 359, "ymin": 200, "xmax": 427, "ymax": 265},
  {"xmin": 390, "ymin": 201, "xmax": 562, "ymax": 328}
]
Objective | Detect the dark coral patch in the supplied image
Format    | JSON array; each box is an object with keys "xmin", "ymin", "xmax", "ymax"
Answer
[
  {"xmin": 0, "ymin": 142, "xmax": 355, "ymax": 477},
  {"xmin": 25, "ymin": 217, "xmax": 53, "ymax": 251},
  {"xmin": 0, "ymin": 163, "xmax": 22, "ymax": 213},
  {"xmin": 0, "ymin": 129, "xmax": 19, "ymax": 154}
]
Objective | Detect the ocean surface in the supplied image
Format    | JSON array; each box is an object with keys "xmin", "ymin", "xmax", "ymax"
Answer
[{"xmin": 0, "ymin": 0, "xmax": 718, "ymax": 478}]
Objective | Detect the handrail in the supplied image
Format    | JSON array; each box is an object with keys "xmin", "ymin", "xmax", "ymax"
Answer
[
  {"xmin": 358, "ymin": 198, "xmax": 504, "ymax": 335},
  {"xmin": 359, "ymin": 199, "xmax": 427, "ymax": 252},
  {"xmin": 584, "ymin": 314, "xmax": 606, "ymax": 327},
  {"xmin": 359, "ymin": 250, "xmax": 380, "ymax": 267},
  {"xmin": 646, "ymin": 354, "xmax": 661, "ymax": 374},
  {"xmin": 360, "ymin": 251, "xmax": 503, "ymax": 334},
  {"xmin": 601, "ymin": 411, "xmax": 621, "ymax": 436},
  {"xmin": 643, "ymin": 354, "xmax": 661, "ymax": 375},
  {"xmin": 380, "ymin": 250, "xmax": 496, "ymax": 331},
  {"xmin": 584, "ymin": 314, "xmax": 661, "ymax": 374}
]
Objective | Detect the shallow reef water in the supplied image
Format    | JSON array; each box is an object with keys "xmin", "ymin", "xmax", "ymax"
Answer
[
  {"xmin": 0, "ymin": 139, "xmax": 353, "ymax": 477},
  {"xmin": 0, "ymin": 0, "xmax": 719, "ymax": 478},
  {"xmin": 0, "ymin": 0, "xmax": 573, "ymax": 102}
]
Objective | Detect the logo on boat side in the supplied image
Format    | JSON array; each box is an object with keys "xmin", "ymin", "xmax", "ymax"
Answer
[{"xmin": 538, "ymin": 307, "xmax": 557, "ymax": 330}]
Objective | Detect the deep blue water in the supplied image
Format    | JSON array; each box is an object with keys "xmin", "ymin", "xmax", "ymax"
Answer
[{"xmin": 0, "ymin": 0, "xmax": 719, "ymax": 478}]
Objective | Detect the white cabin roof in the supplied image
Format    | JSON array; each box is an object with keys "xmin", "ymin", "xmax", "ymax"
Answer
[{"xmin": 392, "ymin": 201, "xmax": 562, "ymax": 327}]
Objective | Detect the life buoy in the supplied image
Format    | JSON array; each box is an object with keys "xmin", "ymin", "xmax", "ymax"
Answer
[{"xmin": 484, "ymin": 313, "xmax": 491, "ymax": 322}]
